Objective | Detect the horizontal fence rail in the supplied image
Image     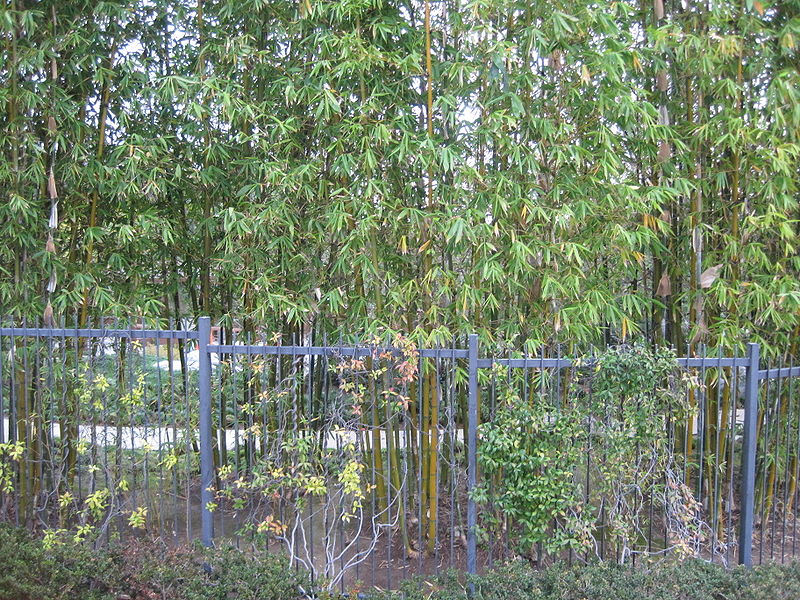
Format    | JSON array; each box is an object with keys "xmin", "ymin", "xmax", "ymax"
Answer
[
  {"xmin": 0, "ymin": 327, "xmax": 199, "ymax": 340},
  {"xmin": 208, "ymin": 344, "xmax": 469, "ymax": 359},
  {"xmin": 1, "ymin": 316, "xmax": 799, "ymax": 592}
]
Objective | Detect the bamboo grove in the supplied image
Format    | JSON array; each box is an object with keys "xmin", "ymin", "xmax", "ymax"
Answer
[
  {"xmin": 1, "ymin": 0, "xmax": 798, "ymax": 351},
  {"xmin": 1, "ymin": 0, "xmax": 800, "ymax": 573}
]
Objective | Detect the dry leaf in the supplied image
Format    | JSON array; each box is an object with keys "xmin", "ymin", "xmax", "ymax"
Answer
[
  {"xmin": 581, "ymin": 64, "xmax": 591, "ymax": 84},
  {"xmin": 754, "ymin": 0, "xmax": 764, "ymax": 15},
  {"xmin": 48, "ymin": 170, "xmax": 57, "ymax": 199},
  {"xmin": 660, "ymin": 209, "xmax": 672, "ymax": 224},
  {"xmin": 46, "ymin": 233, "xmax": 56, "ymax": 253},
  {"xmin": 693, "ymin": 294, "xmax": 704, "ymax": 318},
  {"xmin": 700, "ymin": 264, "xmax": 723, "ymax": 288},
  {"xmin": 48, "ymin": 116, "xmax": 57, "ymax": 133},
  {"xmin": 658, "ymin": 140, "xmax": 671, "ymax": 163},
  {"xmin": 657, "ymin": 70, "xmax": 668, "ymax": 92},
  {"xmin": 654, "ymin": 0, "xmax": 665, "ymax": 20},
  {"xmin": 691, "ymin": 316, "xmax": 710, "ymax": 345},
  {"xmin": 549, "ymin": 50, "xmax": 562, "ymax": 71},
  {"xmin": 531, "ymin": 278, "xmax": 541, "ymax": 300},
  {"xmin": 656, "ymin": 271, "xmax": 671, "ymax": 297},
  {"xmin": 43, "ymin": 301, "xmax": 54, "ymax": 327}
]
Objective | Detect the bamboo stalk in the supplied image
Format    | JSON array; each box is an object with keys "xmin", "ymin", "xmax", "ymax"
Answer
[
  {"xmin": 197, "ymin": 0, "xmax": 212, "ymax": 315},
  {"xmin": 79, "ymin": 41, "xmax": 116, "ymax": 327}
]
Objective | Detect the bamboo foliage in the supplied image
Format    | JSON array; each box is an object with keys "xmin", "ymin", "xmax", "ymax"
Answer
[{"xmin": 0, "ymin": 0, "xmax": 796, "ymax": 354}]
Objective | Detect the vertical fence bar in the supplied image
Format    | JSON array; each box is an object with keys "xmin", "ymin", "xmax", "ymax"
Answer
[
  {"xmin": 739, "ymin": 342, "xmax": 760, "ymax": 566},
  {"xmin": 0, "ymin": 325, "xmax": 4, "ymax": 446},
  {"xmin": 198, "ymin": 316, "xmax": 214, "ymax": 546},
  {"xmin": 466, "ymin": 334, "xmax": 478, "ymax": 576}
]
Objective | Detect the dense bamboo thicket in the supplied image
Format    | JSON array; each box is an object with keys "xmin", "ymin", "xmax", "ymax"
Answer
[{"xmin": 1, "ymin": 0, "xmax": 798, "ymax": 354}]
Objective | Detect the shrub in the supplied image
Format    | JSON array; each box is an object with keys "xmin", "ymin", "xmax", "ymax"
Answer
[
  {"xmin": 373, "ymin": 559, "xmax": 800, "ymax": 600},
  {"xmin": 3, "ymin": 525, "xmax": 800, "ymax": 600},
  {"xmin": 0, "ymin": 524, "xmax": 115, "ymax": 600},
  {"xmin": 735, "ymin": 562, "xmax": 800, "ymax": 600},
  {"xmin": 0, "ymin": 525, "xmax": 300, "ymax": 600},
  {"xmin": 474, "ymin": 345, "xmax": 702, "ymax": 562},
  {"xmin": 103, "ymin": 540, "xmax": 301, "ymax": 600},
  {"xmin": 183, "ymin": 545, "xmax": 300, "ymax": 600}
]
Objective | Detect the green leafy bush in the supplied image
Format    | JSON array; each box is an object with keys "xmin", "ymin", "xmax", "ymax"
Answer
[
  {"xmin": 474, "ymin": 344, "xmax": 700, "ymax": 561},
  {"xmin": 0, "ymin": 525, "xmax": 300, "ymax": 600},
  {"xmin": 376, "ymin": 559, "xmax": 800, "ymax": 600},
  {"xmin": 0, "ymin": 524, "xmax": 115, "ymax": 600},
  {"xmin": 4, "ymin": 525, "xmax": 800, "ymax": 600}
]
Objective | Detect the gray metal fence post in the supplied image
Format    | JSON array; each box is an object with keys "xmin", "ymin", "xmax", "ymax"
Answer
[
  {"xmin": 467, "ymin": 334, "xmax": 479, "ymax": 576},
  {"xmin": 739, "ymin": 342, "xmax": 760, "ymax": 566},
  {"xmin": 198, "ymin": 316, "xmax": 214, "ymax": 546}
]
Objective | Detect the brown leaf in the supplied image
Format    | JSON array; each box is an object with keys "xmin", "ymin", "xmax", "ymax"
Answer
[
  {"xmin": 51, "ymin": 57, "xmax": 58, "ymax": 80},
  {"xmin": 46, "ymin": 233, "xmax": 56, "ymax": 253},
  {"xmin": 693, "ymin": 294, "xmax": 704, "ymax": 318},
  {"xmin": 657, "ymin": 70, "xmax": 668, "ymax": 92},
  {"xmin": 581, "ymin": 64, "xmax": 591, "ymax": 84},
  {"xmin": 531, "ymin": 278, "xmax": 541, "ymax": 300},
  {"xmin": 549, "ymin": 50, "xmax": 562, "ymax": 71},
  {"xmin": 660, "ymin": 209, "xmax": 672, "ymax": 224},
  {"xmin": 700, "ymin": 264, "xmax": 723, "ymax": 288},
  {"xmin": 754, "ymin": 0, "xmax": 764, "ymax": 15},
  {"xmin": 658, "ymin": 140, "xmax": 671, "ymax": 163},
  {"xmin": 48, "ymin": 116, "xmax": 57, "ymax": 133},
  {"xmin": 654, "ymin": 0, "xmax": 665, "ymax": 20},
  {"xmin": 48, "ymin": 170, "xmax": 57, "ymax": 199},
  {"xmin": 691, "ymin": 316, "xmax": 710, "ymax": 345},
  {"xmin": 43, "ymin": 301, "xmax": 54, "ymax": 327},
  {"xmin": 656, "ymin": 271, "xmax": 671, "ymax": 297}
]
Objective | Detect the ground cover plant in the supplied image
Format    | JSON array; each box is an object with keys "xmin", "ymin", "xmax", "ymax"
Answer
[
  {"xmin": 4, "ymin": 524, "xmax": 800, "ymax": 600},
  {"xmin": 0, "ymin": 524, "xmax": 301, "ymax": 600}
]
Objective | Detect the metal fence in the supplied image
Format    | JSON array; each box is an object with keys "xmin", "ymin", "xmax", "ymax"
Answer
[{"xmin": 1, "ymin": 317, "xmax": 799, "ymax": 591}]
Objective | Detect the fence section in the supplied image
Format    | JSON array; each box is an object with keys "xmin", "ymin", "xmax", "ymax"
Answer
[
  {"xmin": 0, "ymin": 319, "xmax": 200, "ymax": 544},
  {"xmin": 1, "ymin": 316, "xmax": 799, "ymax": 592},
  {"xmin": 199, "ymin": 326, "xmax": 471, "ymax": 591},
  {"xmin": 753, "ymin": 356, "xmax": 800, "ymax": 564}
]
